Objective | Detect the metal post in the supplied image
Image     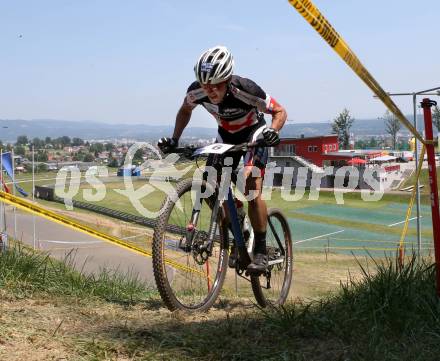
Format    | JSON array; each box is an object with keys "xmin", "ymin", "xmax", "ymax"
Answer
[
  {"xmin": 12, "ymin": 149, "xmax": 17, "ymax": 240},
  {"xmin": 32, "ymin": 145, "xmax": 36, "ymax": 249},
  {"xmin": 421, "ymin": 98, "xmax": 440, "ymax": 296},
  {"xmin": 373, "ymin": 87, "xmax": 440, "ymax": 258},
  {"xmin": 0, "ymin": 148, "xmax": 3, "ymax": 232},
  {"xmin": 413, "ymin": 94, "xmax": 422, "ymax": 256}
]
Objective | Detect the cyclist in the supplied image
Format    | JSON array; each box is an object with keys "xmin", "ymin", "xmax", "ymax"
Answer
[{"xmin": 158, "ymin": 45, "xmax": 287, "ymax": 273}]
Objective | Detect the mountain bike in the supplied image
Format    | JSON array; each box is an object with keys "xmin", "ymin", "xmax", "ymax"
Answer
[{"xmin": 152, "ymin": 141, "xmax": 293, "ymax": 311}]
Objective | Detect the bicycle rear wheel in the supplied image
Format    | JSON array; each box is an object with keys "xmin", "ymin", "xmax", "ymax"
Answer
[
  {"xmin": 251, "ymin": 208, "xmax": 293, "ymax": 307},
  {"xmin": 152, "ymin": 178, "xmax": 229, "ymax": 311}
]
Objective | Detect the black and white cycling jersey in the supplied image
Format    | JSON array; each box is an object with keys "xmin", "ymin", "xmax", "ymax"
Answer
[
  {"xmin": 185, "ymin": 75, "xmax": 279, "ymax": 137},
  {"xmin": 185, "ymin": 75, "xmax": 280, "ymax": 177}
]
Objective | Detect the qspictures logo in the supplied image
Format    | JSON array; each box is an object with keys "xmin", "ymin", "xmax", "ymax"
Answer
[{"xmin": 54, "ymin": 142, "xmax": 386, "ymax": 218}]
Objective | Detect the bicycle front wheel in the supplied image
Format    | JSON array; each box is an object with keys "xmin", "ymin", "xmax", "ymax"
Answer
[
  {"xmin": 251, "ymin": 208, "xmax": 293, "ymax": 307},
  {"xmin": 152, "ymin": 178, "xmax": 229, "ymax": 311}
]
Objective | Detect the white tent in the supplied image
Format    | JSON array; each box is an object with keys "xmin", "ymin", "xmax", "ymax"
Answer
[{"xmin": 369, "ymin": 155, "xmax": 397, "ymax": 162}]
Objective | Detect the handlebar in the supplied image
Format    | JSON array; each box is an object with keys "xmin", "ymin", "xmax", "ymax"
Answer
[{"xmin": 172, "ymin": 140, "xmax": 269, "ymax": 158}]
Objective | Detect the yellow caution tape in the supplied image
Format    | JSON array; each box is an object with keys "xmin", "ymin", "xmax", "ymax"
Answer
[
  {"xmin": 287, "ymin": 0, "xmax": 425, "ymax": 145},
  {"xmin": 0, "ymin": 190, "xmax": 207, "ymax": 277},
  {"xmin": 399, "ymin": 145, "xmax": 426, "ymax": 249}
]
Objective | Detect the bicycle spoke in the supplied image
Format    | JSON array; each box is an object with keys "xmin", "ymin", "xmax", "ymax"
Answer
[
  {"xmin": 251, "ymin": 209, "xmax": 293, "ymax": 307},
  {"xmin": 153, "ymin": 179, "xmax": 228, "ymax": 310}
]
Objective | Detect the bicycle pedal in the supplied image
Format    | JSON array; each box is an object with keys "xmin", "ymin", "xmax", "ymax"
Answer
[{"xmin": 246, "ymin": 267, "xmax": 266, "ymax": 276}]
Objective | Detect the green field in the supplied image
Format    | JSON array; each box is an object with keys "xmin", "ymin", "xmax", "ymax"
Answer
[
  {"xmin": 68, "ymin": 177, "xmax": 434, "ymax": 256},
  {"xmin": 401, "ymin": 165, "xmax": 440, "ymax": 193},
  {"xmin": 8, "ymin": 171, "xmax": 436, "ymax": 257}
]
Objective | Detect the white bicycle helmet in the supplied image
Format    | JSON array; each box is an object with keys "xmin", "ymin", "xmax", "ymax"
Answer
[{"xmin": 194, "ymin": 45, "xmax": 234, "ymax": 85}]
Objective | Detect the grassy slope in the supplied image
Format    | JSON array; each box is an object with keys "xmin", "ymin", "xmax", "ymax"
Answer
[
  {"xmin": 69, "ymin": 178, "xmax": 431, "ymax": 214},
  {"xmin": 1, "ymin": 245, "xmax": 440, "ymax": 361},
  {"xmin": 401, "ymin": 166, "xmax": 440, "ymax": 194}
]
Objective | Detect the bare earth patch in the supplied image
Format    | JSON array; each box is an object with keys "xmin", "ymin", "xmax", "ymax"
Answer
[
  {"xmin": 0, "ymin": 250, "xmax": 372, "ymax": 361},
  {"xmin": 0, "ymin": 289, "xmax": 349, "ymax": 361}
]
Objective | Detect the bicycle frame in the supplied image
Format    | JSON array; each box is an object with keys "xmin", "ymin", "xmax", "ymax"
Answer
[
  {"xmin": 183, "ymin": 180, "xmax": 252, "ymax": 269},
  {"xmin": 225, "ymin": 187, "xmax": 252, "ymax": 266},
  {"xmin": 177, "ymin": 141, "xmax": 279, "ymax": 269}
]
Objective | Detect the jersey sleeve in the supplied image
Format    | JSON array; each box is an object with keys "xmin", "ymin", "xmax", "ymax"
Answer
[
  {"xmin": 185, "ymin": 81, "xmax": 205, "ymax": 109},
  {"xmin": 231, "ymin": 77, "xmax": 279, "ymax": 114}
]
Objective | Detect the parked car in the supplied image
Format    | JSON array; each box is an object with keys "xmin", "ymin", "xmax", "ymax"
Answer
[{"xmin": 396, "ymin": 157, "xmax": 409, "ymax": 163}]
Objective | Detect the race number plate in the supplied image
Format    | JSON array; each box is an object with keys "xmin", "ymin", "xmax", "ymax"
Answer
[{"xmin": 193, "ymin": 143, "xmax": 234, "ymax": 156}]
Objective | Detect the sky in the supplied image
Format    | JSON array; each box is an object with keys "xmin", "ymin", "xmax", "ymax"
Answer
[{"xmin": 1, "ymin": 0, "xmax": 439, "ymax": 128}]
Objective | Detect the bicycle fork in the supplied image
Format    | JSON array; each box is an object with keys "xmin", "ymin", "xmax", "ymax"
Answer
[
  {"xmin": 180, "ymin": 187, "xmax": 251, "ymax": 269},
  {"xmin": 180, "ymin": 192, "xmax": 222, "ymax": 262}
]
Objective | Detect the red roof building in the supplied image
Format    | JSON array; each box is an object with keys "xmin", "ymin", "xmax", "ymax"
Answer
[
  {"xmin": 273, "ymin": 135, "xmax": 382, "ymax": 167},
  {"xmin": 273, "ymin": 135, "xmax": 339, "ymax": 167}
]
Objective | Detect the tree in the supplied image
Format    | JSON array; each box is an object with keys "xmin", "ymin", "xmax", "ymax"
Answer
[
  {"xmin": 16, "ymin": 135, "xmax": 29, "ymax": 146},
  {"xmin": 400, "ymin": 139, "xmax": 410, "ymax": 151},
  {"xmin": 433, "ymin": 105, "xmax": 440, "ymax": 132},
  {"xmin": 60, "ymin": 136, "xmax": 71, "ymax": 147},
  {"xmin": 332, "ymin": 108, "xmax": 354, "ymax": 149},
  {"xmin": 354, "ymin": 139, "xmax": 367, "ymax": 149},
  {"xmin": 368, "ymin": 137, "xmax": 378, "ymax": 148},
  {"xmin": 89, "ymin": 143, "xmax": 104, "ymax": 156},
  {"xmin": 108, "ymin": 158, "xmax": 119, "ymax": 168},
  {"xmin": 31, "ymin": 137, "xmax": 44, "ymax": 149},
  {"xmin": 83, "ymin": 153, "xmax": 95, "ymax": 162},
  {"xmin": 133, "ymin": 149, "xmax": 144, "ymax": 164},
  {"xmin": 105, "ymin": 142, "xmax": 115, "ymax": 152},
  {"xmin": 383, "ymin": 110, "xmax": 401, "ymax": 150},
  {"xmin": 72, "ymin": 137, "xmax": 84, "ymax": 146},
  {"xmin": 37, "ymin": 150, "xmax": 48, "ymax": 162},
  {"xmin": 14, "ymin": 145, "xmax": 26, "ymax": 156}
]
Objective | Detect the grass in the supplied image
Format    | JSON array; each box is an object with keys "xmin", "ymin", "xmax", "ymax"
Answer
[
  {"xmin": 0, "ymin": 243, "xmax": 156, "ymax": 305},
  {"xmin": 11, "ymin": 171, "xmax": 434, "ymax": 257},
  {"xmin": 12, "ymin": 171, "xmax": 60, "ymax": 193},
  {"xmin": 74, "ymin": 180, "xmax": 167, "ymax": 214},
  {"xmin": 401, "ymin": 165, "xmax": 440, "ymax": 194},
  {"xmin": 12, "ymin": 169, "xmax": 435, "ymax": 242},
  {"xmin": 262, "ymin": 253, "xmax": 440, "ymax": 360},
  {"xmin": 15, "ymin": 168, "xmax": 433, "ymax": 213},
  {"xmin": 11, "ymin": 165, "xmax": 435, "ymax": 220},
  {"xmin": 69, "ymin": 178, "xmax": 433, "ymax": 222},
  {"xmin": 2, "ymin": 245, "xmax": 440, "ymax": 360}
]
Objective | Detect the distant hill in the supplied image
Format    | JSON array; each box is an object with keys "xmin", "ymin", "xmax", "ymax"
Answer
[
  {"xmin": 280, "ymin": 116, "xmax": 419, "ymax": 138},
  {"xmin": 0, "ymin": 119, "xmax": 215, "ymax": 143},
  {"xmin": 0, "ymin": 116, "xmax": 421, "ymax": 143}
]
